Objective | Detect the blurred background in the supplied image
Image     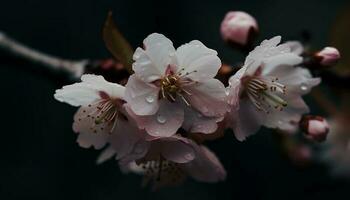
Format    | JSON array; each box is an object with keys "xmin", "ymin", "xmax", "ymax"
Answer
[{"xmin": 0, "ymin": 0, "xmax": 349, "ymax": 199}]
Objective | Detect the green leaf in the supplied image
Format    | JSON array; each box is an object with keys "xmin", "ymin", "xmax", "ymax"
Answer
[{"xmin": 103, "ymin": 11, "xmax": 134, "ymax": 74}]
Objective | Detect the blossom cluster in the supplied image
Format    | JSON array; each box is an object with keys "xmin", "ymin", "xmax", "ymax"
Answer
[{"xmin": 54, "ymin": 32, "xmax": 320, "ymax": 189}]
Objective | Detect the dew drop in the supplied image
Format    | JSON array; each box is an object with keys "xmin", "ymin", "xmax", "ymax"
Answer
[
  {"xmin": 300, "ymin": 83, "xmax": 308, "ymax": 91},
  {"xmin": 145, "ymin": 95, "xmax": 155, "ymax": 103},
  {"xmin": 225, "ymin": 89, "xmax": 230, "ymax": 96},
  {"xmin": 157, "ymin": 115, "xmax": 167, "ymax": 124}
]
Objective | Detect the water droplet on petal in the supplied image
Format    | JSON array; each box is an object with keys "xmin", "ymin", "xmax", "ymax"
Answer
[
  {"xmin": 184, "ymin": 153, "xmax": 194, "ymax": 160},
  {"xmin": 225, "ymin": 89, "xmax": 230, "ymax": 96},
  {"xmin": 300, "ymin": 83, "xmax": 308, "ymax": 91},
  {"xmin": 157, "ymin": 115, "xmax": 167, "ymax": 124},
  {"xmin": 146, "ymin": 95, "xmax": 155, "ymax": 103}
]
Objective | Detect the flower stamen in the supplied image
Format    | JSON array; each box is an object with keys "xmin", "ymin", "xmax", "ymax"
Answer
[{"xmin": 246, "ymin": 76, "xmax": 288, "ymax": 113}]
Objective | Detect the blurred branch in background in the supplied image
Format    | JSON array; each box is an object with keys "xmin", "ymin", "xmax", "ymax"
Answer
[{"xmin": 0, "ymin": 31, "xmax": 87, "ymax": 79}]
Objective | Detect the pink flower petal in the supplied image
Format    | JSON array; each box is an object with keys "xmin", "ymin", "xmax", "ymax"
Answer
[
  {"xmin": 175, "ymin": 40, "xmax": 221, "ymax": 81},
  {"xmin": 73, "ymin": 106, "xmax": 111, "ymax": 149},
  {"xmin": 284, "ymin": 41, "xmax": 304, "ymax": 55},
  {"xmin": 108, "ymin": 119, "xmax": 146, "ymax": 160},
  {"xmin": 127, "ymin": 100, "xmax": 184, "ymax": 137},
  {"xmin": 182, "ymin": 106, "xmax": 222, "ymax": 134},
  {"xmin": 124, "ymin": 74, "xmax": 160, "ymax": 115},
  {"xmin": 229, "ymin": 99, "xmax": 264, "ymax": 141},
  {"xmin": 96, "ymin": 146, "xmax": 116, "ymax": 164},
  {"xmin": 263, "ymin": 96, "xmax": 309, "ymax": 132},
  {"xmin": 161, "ymin": 136, "xmax": 195, "ymax": 163},
  {"xmin": 132, "ymin": 33, "xmax": 175, "ymax": 82},
  {"xmin": 184, "ymin": 79, "xmax": 228, "ymax": 117},
  {"xmin": 54, "ymin": 74, "xmax": 125, "ymax": 107},
  {"xmin": 181, "ymin": 145, "xmax": 226, "ymax": 182}
]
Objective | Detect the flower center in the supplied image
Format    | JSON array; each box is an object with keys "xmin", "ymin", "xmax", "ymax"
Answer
[
  {"xmin": 79, "ymin": 97, "xmax": 125, "ymax": 134},
  {"xmin": 245, "ymin": 76, "xmax": 287, "ymax": 113},
  {"xmin": 159, "ymin": 67, "xmax": 196, "ymax": 106},
  {"xmin": 160, "ymin": 75, "xmax": 182, "ymax": 100},
  {"xmin": 93, "ymin": 99, "xmax": 119, "ymax": 125}
]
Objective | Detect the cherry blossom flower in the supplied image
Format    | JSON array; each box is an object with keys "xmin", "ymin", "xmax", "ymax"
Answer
[
  {"xmin": 226, "ymin": 36, "xmax": 320, "ymax": 141},
  {"xmin": 125, "ymin": 33, "xmax": 227, "ymax": 137},
  {"xmin": 120, "ymin": 135, "xmax": 226, "ymax": 189},
  {"xmin": 54, "ymin": 74, "xmax": 129, "ymax": 149}
]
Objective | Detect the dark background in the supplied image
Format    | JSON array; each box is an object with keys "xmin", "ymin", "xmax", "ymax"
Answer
[{"xmin": 0, "ymin": 0, "xmax": 349, "ymax": 199}]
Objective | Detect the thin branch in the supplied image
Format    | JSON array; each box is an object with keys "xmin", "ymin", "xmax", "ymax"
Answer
[{"xmin": 0, "ymin": 31, "xmax": 88, "ymax": 79}]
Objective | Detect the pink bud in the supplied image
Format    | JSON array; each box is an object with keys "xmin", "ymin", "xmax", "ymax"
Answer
[
  {"xmin": 288, "ymin": 144, "xmax": 312, "ymax": 167},
  {"xmin": 220, "ymin": 11, "xmax": 258, "ymax": 46},
  {"xmin": 301, "ymin": 115, "xmax": 330, "ymax": 142},
  {"xmin": 316, "ymin": 47, "xmax": 340, "ymax": 66}
]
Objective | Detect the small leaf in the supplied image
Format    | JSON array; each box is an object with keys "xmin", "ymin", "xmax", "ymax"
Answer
[{"xmin": 103, "ymin": 11, "xmax": 134, "ymax": 74}]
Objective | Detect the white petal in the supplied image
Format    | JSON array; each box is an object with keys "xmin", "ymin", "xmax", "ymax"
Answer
[
  {"xmin": 132, "ymin": 33, "xmax": 175, "ymax": 82},
  {"xmin": 161, "ymin": 136, "xmax": 195, "ymax": 163},
  {"xmin": 129, "ymin": 100, "xmax": 184, "ymax": 137},
  {"xmin": 244, "ymin": 36, "xmax": 293, "ymax": 76},
  {"xmin": 263, "ymin": 96, "xmax": 309, "ymax": 131},
  {"xmin": 108, "ymin": 119, "xmax": 145, "ymax": 160},
  {"xmin": 266, "ymin": 65, "xmax": 320, "ymax": 95},
  {"xmin": 72, "ymin": 106, "xmax": 111, "ymax": 149},
  {"xmin": 124, "ymin": 74, "xmax": 160, "ymax": 115},
  {"xmin": 261, "ymin": 53, "xmax": 302, "ymax": 75},
  {"xmin": 119, "ymin": 140, "xmax": 150, "ymax": 166},
  {"xmin": 54, "ymin": 74, "xmax": 125, "ymax": 106},
  {"xmin": 183, "ymin": 79, "xmax": 228, "ymax": 117},
  {"xmin": 175, "ymin": 40, "xmax": 221, "ymax": 81},
  {"xmin": 284, "ymin": 41, "xmax": 304, "ymax": 55},
  {"xmin": 227, "ymin": 66, "xmax": 246, "ymax": 107},
  {"xmin": 229, "ymin": 99, "xmax": 264, "ymax": 141},
  {"xmin": 182, "ymin": 106, "xmax": 221, "ymax": 134},
  {"xmin": 180, "ymin": 145, "xmax": 226, "ymax": 182},
  {"xmin": 96, "ymin": 145, "xmax": 116, "ymax": 164}
]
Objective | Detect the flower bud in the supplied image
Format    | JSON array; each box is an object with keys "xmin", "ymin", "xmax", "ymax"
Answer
[
  {"xmin": 287, "ymin": 144, "xmax": 312, "ymax": 167},
  {"xmin": 316, "ymin": 47, "xmax": 340, "ymax": 66},
  {"xmin": 220, "ymin": 11, "xmax": 258, "ymax": 47},
  {"xmin": 301, "ymin": 115, "xmax": 330, "ymax": 142}
]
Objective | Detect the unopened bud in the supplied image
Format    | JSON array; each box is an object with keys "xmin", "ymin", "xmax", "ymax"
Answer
[
  {"xmin": 301, "ymin": 115, "xmax": 329, "ymax": 142},
  {"xmin": 220, "ymin": 11, "xmax": 258, "ymax": 47},
  {"xmin": 316, "ymin": 47, "xmax": 340, "ymax": 67}
]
